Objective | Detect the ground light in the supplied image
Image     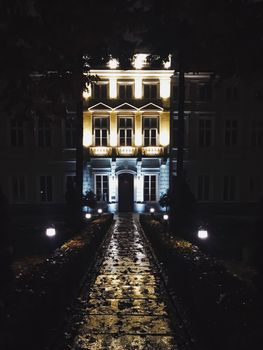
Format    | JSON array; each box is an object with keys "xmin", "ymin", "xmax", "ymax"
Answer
[
  {"xmin": 85, "ymin": 213, "xmax": 92, "ymax": 219},
  {"xmin": 45, "ymin": 227, "xmax": 56, "ymax": 237},
  {"xmin": 97, "ymin": 208, "xmax": 103, "ymax": 215},
  {"xmin": 163, "ymin": 214, "xmax": 169, "ymax": 221},
  {"xmin": 198, "ymin": 229, "xmax": 208, "ymax": 239}
]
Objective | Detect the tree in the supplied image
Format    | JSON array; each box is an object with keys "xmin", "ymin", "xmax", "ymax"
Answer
[{"xmin": 0, "ymin": 0, "xmax": 139, "ymax": 219}]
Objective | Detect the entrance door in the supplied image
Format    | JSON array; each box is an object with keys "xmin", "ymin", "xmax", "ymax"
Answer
[{"xmin": 118, "ymin": 173, "xmax": 134, "ymax": 212}]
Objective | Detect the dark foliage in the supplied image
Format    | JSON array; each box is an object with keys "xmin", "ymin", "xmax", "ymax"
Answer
[
  {"xmin": 140, "ymin": 215, "xmax": 263, "ymax": 350},
  {"xmin": 83, "ymin": 190, "xmax": 97, "ymax": 210},
  {"xmin": 1, "ymin": 214, "xmax": 113, "ymax": 350}
]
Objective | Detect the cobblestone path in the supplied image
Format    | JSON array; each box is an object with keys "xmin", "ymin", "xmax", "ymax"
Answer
[{"xmin": 72, "ymin": 214, "xmax": 179, "ymax": 349}]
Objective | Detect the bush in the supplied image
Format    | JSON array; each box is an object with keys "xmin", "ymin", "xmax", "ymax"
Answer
[{"xmin": 140, "ymin": 214, "xmax": 263, "ymax": 350}]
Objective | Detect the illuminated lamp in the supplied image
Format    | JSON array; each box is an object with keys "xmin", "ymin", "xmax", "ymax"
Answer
[
  {"xmin": 46, "ymin": 227, "xmax": 56, "ymax": 237},
  {"xmin": 198, "ymin": 229, "xmax": 208, "ymax": 239},
  {"xmin": 108, "ymin": 57, "xmax": 119, "ymax": 69},
  {"xmin": 98, "ymin": 208, "xmax": 103, "ymax": 214},
  {"xmin": 150, "ymin": 208, "xmax": 155, "ymax": 213},
  {"xmin": 132, "ymin": 54, "xmax": 148, "ymax": 69},
  {"xmin": 163, "ymin": 214, "xmax": 169, "ymax": 221},
  {"xmin": 85, "ymin": 213, "xmax": 92, "ymax": 219}
]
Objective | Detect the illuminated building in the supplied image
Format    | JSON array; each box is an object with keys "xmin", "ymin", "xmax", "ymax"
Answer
[{"xmin": 83, "ymin": 55, "xmax": 173, "ymax": 212}]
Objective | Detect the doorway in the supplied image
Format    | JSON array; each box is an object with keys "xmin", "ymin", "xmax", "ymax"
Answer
[{"xmin": 118, "ymin": 173, "xmax": 134, "ymax": 212}]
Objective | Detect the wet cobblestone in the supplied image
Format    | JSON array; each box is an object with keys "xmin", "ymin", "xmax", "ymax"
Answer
[{"xmin": 72, "ymin": 214, "xmax": 179, "ymax": 349}]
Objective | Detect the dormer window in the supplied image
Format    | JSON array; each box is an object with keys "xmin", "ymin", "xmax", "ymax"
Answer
[
  {"xmin": 118, "ymin": 82, "xmax": 133, "ymax": 99},
  {"xmin": 143, "ymin": 83, "xmax": 158, "ymax": 99},
  {"xmin": 93, "ymin": 82, "xmax": 108, "ymax": 99}
]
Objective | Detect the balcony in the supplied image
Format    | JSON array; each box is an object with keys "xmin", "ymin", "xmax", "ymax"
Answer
[
  {"xmin": 89, "ymin": 147, "xmax": 112, "ymax": 156},
  {"xmin": 142, "ymin": 146, "xmax": 164, "ymax": 156},
  {"xmin": 116, "ymin": 146, "xmax": 138, "ymax": 156}
]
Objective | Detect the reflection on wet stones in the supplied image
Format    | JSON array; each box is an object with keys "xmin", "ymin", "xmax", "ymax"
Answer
[{"xmin": 72, "ymin": 214, "xmax": 179, "ymax": 349}]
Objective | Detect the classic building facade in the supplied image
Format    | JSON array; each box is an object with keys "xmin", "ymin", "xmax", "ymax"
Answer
[{"xmin": 0, "ymin": 54, "xmax": 262, "ymax": 216}]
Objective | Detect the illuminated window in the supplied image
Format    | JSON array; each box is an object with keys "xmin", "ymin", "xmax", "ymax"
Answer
[
  {"xmin": 197, "ymin": 175, "xmax": 210, "ymax": 201},
  {"xmin": 119, "ymin": 83, "xmax": 133, "ymax": 99},
  {"xmin": 198, "ymin": 84, "xmax": 212, "ymax": 101},
  {"xmin": 143, "ymin": 83, "xmax": 158, "ymax": 99},
  {"xmin": 93, "ymin": 83, "xmax": 108, "ymax": 99},
  {"xmin": 143, "ymin": 117, "xmax": 158, "ymax": 146},
  {"xmin": 65, "ymin": 119, "xmax": 77, "ymax": 148},
  {"xmin": 40, "ymin": 175, "xmax": 53, "ymax": 202},
  {"xmin": 10, "ymin": 119, "xmax": 24, "ymax": 146},
  {"xmin": 38, "ymin": 119, "xmax": 51, "ymax": 147},
  {"xmin": 95, "ymin": 174, "xmax": 109, "ymax": 201},
  {"xmin": 223, "ymin": 175, "xmax": 236, "ymax": 201},
  {"xmin": 144, "ymin": 175, "xmax": 157, "ymax": 201},
  {"xmin": 12, "ymin": 175, "xmax": 26, "ymax": 202},
  {"xmin": 94, "ymin": 117, "xmax": 109, "ymax": 146},
  {"xmin": 119, "ymin": 117, "xmax": 133, "ymax": 146},
  {"xmin": 198, "ymin": 118, "xmax": 212, "ymax": 147},
  {"xmin": 251, "ymin": 120, "xmax": 263, "ymax": 147},
  {"xmin": 224, "ymin": 120, "xmax": 238, "ymax": 146}
]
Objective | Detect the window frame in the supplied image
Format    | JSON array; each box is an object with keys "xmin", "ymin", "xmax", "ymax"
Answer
[
  {"xmin": 39, "ymin": 175, "xmax": 53, "ymax": 202},
  {"xmin": 143, "ymin": 116, "xmax": 158, "ymax": 146},
  {"xmin": 143, "ymin": 174, "xmax": 158, "ymax": 202},
  {"xmin": 198, "ymin": 116, "xmax": 213, "ymax": 147},
  {"xmin": 10, "ymin": 119, "xmax": 24, "ymax": 147},
  {"xmin": 11, "ymin": 175, "xmax": 26, "ymax": 202},
  {"xmin": 224, "ymin": 119, "xmax": 238, "ymax": 147},
  {"xmin": 118, "ymin": 81, "xmax": 134, "ymax": 99},
  {"xmin": 93, "ymin": 116, "xmax": 109, "ymax": 146},
  {"xmin": 94, "ymin": 174, "xmax": 109, "ymax": 202},
  {"xmin": 143, "ymin": 81, "xmax": 158, "ymax": 99},
  {"xmin": 92, "ymin": 81, "xmax": 108, "ymax": 99},
  {"xmin": 118, "ymin": 116, "xmax": 134, "ymax": 146}
]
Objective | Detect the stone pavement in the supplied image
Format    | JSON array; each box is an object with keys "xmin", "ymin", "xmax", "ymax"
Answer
[{"xmin": 72, "ymin": 214, "xmax": 179, "ymax": 349}]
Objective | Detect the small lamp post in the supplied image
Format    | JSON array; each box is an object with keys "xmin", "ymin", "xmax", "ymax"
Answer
[
  {"xmin": 197, "ymin": 229, "xmax": 208, "ymax": 239},
  {"xmin": 150, "ymin": 207, "xmax": 155, "ymax": 217},
  {"xmin": 45, "ymin": 226, "xmax": 56, "ymax": 237},
  {"xmin": 85, "ymin": 213, "xmax": 92, "ymax": 220},
  {"xmin": 97, "ymin": 208, "xmax": 103, "ymax": 215}
]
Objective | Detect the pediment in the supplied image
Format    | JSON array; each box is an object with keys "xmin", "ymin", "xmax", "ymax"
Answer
[
  {"xmin": 139, "ymin": 103, "xmax": 163, "ymax": 111},
  {"xmin": 89, "ymin": 102, "xmax": 113, "ymax": 111},
  {"xmin": 114, "ymin": 103, "xmax": 138, "ymax": 111}
]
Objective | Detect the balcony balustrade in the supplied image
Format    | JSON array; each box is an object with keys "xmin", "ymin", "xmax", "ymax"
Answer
[
  {"xmin": 89, "ymin": 147, "xmax": 112, "ymax": 156},
  {"xmin": 142, "ymin": 146, "xmax": 164, "ymax": 156}
]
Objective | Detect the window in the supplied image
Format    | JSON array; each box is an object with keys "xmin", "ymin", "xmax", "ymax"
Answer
[
  {"xmin": 143, "ymin": 117, "xmax": 158, "ymax": 146},
  {"xmin": 10, "ymin": 119, "xmax": 24, "ymax": 146},
  {"xmin": 198, "ymin": 118, "xmax": 212, "ymax": 147},
  {"xmin": 119, "ymin": 83, "xmax": 133, "ymax": 99},
  {"xmin": 225, "ymin": 120, "xmax": 238, "ymax": 146},
  {"xmin": 93, "ymin": 83, "xmax": 108, "ymax": 99},
  {"xmin": 40, "ymin": 175, "xmax": 53, "ymax": 202},
  {"xmin": 119, "ymin": 117, "xmax": 133, "ymax": 146},
  {"xmin": 172, "ymin": 84, "xmax": 189, "ymax": 101},
  {"xmin": 226, "ymin": 86, "xmax": 238, "ymax": 101},
  {"xmin": 12, "ymin": 176, "xmax": 25, "ymax": 202},
  {"xmin": 223, "ymin": 175, "xmax": 236, "ymax": 201},
  {"xmin": 65, "ymin": 119, "xmax": 76, "ymax": 148},
  {"xmin": 198, "ymin": 84, "xmax": 212, "ymax": 101},
  {"xmin": 38, "ymin": 119, "xmax": 51, "ymax": 147},
  {"xmin": 143, "ymin": 83, "xmax": 158, "ymax": 99},
  {"xmin": 197, "ymin": 175, "xmax": 210, "ymax": 201},
  {"xmin": 251, "ymin": 120, "xmax": 263, "ymax": 147},
  {"xmin": 94, "ymin": 117, "xmax": 109, "ymax": 146},
  {"xmin": 144, "ymin": 175, "xmax": 157, "ymax": 201},
  {"xmin": 95, "ymin": 175, "xmax": 109, "ymax": 201}
]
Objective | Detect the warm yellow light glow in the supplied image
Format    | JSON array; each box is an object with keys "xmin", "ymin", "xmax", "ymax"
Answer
[
  {"xmin": 142, "ymin": 147, "xmax": 163, "ymax": 155},
  {"xmin": 117, "ymin": 146, "xmax": 136, "ymax": 155},
  {"xmin": 160, "ymin": 78, "xmax": 170, "ymax": 99},
  {"xmin": 163, "ymin": 55, "xmax": 172, "ymax": 69},
  {"xmin": 90, "ymin": 147, "xmax": 112, "ymax": 156},
  {"xmin": 109, "ymin": 77, "xmax": 117, "ymax": 98},
  {"xmin": 83, "ymin": 129, "xmax": 92, "ymax": 147},
  {"xmin": 160, "ymin": 129, "xmax": 169, "ymax": 146},
  {"xmin": 134, "ymin": 77, "xmax": 142, "ymax": 98},
  {"xmin": 82, "ymin": 87, "xmax": 91, "ymax": 99},
  {"xmin": 110, "ymin": 132, "xmax": 117, "ymax": 147},
  {"xmin": 132, "ymin": 54, "xmax": 148, "ymax": 69},
  {"xmin": 135, "ymin": 132, "xmax": 142, "ymax": 146},
  {"xmin": 108, "ymin": 57, "xmax": 119, "ymax": 69}
]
